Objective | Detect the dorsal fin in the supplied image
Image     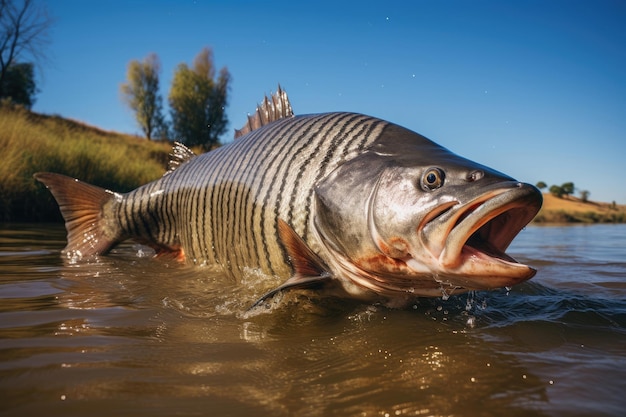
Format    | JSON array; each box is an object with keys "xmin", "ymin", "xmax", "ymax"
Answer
[
  {"xmin": 234, "ymin": 85, "xmax": 294, "ymax": 139},
  {"xmin": 165, "ymin": 142, "xmax": 196, "ymax": 175}
]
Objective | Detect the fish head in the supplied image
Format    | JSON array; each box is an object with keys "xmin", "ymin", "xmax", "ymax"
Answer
[{"xmin": 314, "ymin": 124, "xmax": 543, "ymax": 300}]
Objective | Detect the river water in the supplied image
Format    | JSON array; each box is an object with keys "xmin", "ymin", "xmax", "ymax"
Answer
[{"xmin": 1, "ymin": 223, "xmax": 625, "ymax": 417}]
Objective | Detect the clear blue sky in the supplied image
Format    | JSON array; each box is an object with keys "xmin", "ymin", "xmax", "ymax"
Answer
[{"xmin": 34, "ymin": 0, "xmax": 626, "ymax": 204}]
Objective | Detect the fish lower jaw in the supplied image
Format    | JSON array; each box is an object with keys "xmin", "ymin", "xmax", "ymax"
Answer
[
  {"xmin": 404, "ymin": 245, "xmax": 535, "ymax": 290},
  {"xmin": 433, "ymin": 245, "xmax": 536, "ymax": 289}
]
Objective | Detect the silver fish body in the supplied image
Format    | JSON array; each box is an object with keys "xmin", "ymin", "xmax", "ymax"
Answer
[
  {"xmin": 35, "ymin": 95, "xmax": 542, "ymax": 307},
  {"xmin": 117, "ymin": 112, "xmax": 387, "ymax": 277}
]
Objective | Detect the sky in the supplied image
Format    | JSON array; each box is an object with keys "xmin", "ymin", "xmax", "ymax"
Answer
[{"xmin": 32, "ymin": 0, "xmax": 626, "ymax": 204}]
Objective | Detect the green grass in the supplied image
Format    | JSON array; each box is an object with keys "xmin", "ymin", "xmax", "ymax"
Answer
[{"xmin": 0, "ymin": 103, "xmax": 173, "ymax": 222}]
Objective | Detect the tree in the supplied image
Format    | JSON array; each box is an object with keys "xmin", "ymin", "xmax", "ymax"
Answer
[
  {"xmin": 120, "ymin": 53, "xmax": 166, "ymax": 140},
  {"xmin": 549, "ymin": 185, "xmax": 564, "ymax": 198},
  {"xmin": 0, "ymin": 61, "xmax": 35, "ymax": 107},
  {"xmin": 561, "ymin": 182, "xmax": 575, "ymax": 197},
  {"xmin": 536, "ymin": 181, "xmax": 547, "ymax": 190},
  {"xmin": 0, "ymin": 0, "xmax": 52, "ymax": 106},
  {"xmin": 169, "ymin": 47, "xmax": 230, "ymax": 150},
  {"xmin": 580, "ymin": 190, "xmax": 590, "ymax": 203}
]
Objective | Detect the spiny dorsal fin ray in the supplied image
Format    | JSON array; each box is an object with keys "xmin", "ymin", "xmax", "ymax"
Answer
[
  {"xmin": 234, "ymin": 85, "xmax": 294, "ymax": 139},
  {"xmin": 165, "ymin": 142, "xmax": 196, "ymax": 175},
  {"xmin": 249, "ymin": 219, "xmax": 332, "ymax": 309}
]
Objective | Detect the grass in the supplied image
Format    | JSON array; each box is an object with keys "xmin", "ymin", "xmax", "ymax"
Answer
[
  {"xmin": 532, "ymin": 193, "xmax": 626, "ymax": 224},
  {"xmin": 533, "ymin": 209, "xmax": 626, "ymax": 224},
  {"xmin": 0, "ymin": 103, "xmax": 173, "ymax": 222}
]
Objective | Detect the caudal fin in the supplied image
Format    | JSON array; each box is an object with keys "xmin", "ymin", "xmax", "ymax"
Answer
[{"xmin": 34, "ymin": 172, "xmax": 121, "ymax": 259}]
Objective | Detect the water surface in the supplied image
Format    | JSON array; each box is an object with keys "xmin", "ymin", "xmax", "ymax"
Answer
[{"xmin": 1, "ymin": 224, "xmax": 625, "ymax": 416}]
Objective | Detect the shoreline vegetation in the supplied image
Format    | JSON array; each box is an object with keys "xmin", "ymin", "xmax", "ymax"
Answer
[
  {"xmin": 0, "ymin": 104, "xmax": 171, "ymax": 222},
  {"xmin": 1, "ymin": 105, "xmax": 625, "ymax": 224},
  {"xmin": 533, "ymin": 193, "xmax": 626, "ymax": 224}
]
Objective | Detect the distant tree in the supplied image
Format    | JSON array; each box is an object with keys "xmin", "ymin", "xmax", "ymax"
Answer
[
  {"xmin": 549, "ymin": 185, "xmax": 564, "ymax": 198},
  {"xmin": 561, "ymin": 182, "xmax": 575, "ymax": 197},
  {"xmin": 0, "ymin": 0, "xmax": 52, "ymax": 106},
  {"xmin": 536, "ymin": 181, "xmax": 547, "ymax": 190},
  {"xmin": 168, "ymin": 47, "xmax": 230, "ymax": 150},
  {"xmin": 120, "ymin": 53, "xmax": 167, "ymax": 140},
  {"xmin": 0, "ymin": 61, "xmax": 36, "ymax": 107},
  {"xmin": 580, "ymin": 190, "xmax": 590, "ymax": 202}
]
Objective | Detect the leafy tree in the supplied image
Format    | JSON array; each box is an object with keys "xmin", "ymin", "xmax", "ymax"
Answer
[
  {"xmin": 580, "ymin": 190, "xmax": 590, "ymax": 202},
  {"xmin": 0, "ymin": 61, "xmax": 36, "ymax": 107},
  {"xmin": 549, "ymin": 185, "xmax": 564, "ymax": 198},
  {"xmin": 120, "ymin": 53, "xmax": 166, "ymax": 140},
  {"xmin": 169, "ymin": 47, "xmax": 230, "ymax": 150},
  {"xmin": 536, "ymin": 181, "xmax": 547, "ymax": 190},
  {"xmin": 0, "ymin": 0, "xmax": 52, "ymax": 106},
  {"xmin": 561, "ymin": 182, "xmax": 575, "ymax": 197}
]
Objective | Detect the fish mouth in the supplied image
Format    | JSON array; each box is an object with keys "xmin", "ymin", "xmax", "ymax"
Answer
[{"xmin": 418, "ymin": 182, "xmax": 542, "ymax": 289}]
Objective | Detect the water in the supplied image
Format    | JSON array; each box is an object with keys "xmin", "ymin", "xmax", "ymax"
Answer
[{"xmin": 1, "ymin": 224, "xmax": 625, "ymax": 417}]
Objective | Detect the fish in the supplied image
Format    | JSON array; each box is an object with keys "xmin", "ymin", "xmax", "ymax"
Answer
[{"xmin": 34, "ymin": 86, "xmax": 542, "ymax": 308}]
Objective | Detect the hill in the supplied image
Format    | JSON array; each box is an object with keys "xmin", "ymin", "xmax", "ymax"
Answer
[
  {"xmin": 0, "ymin": 104, "xmax": 173, "ymax": 222},
  {"xmin": 533, "ymin": 193, "xmax": 626, "ymax": 223}
]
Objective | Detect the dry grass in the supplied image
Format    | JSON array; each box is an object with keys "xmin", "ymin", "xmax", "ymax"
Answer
[
  {"xmin": 0, "ymin": 104, "xmax": 173, "ymax": 222},
  {"xmin": 534, "ymin": 193, "xmax": 626, "ymax": 223}
]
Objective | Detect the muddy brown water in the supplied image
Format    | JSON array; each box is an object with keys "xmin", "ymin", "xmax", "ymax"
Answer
[{"xmin": 1, "ymin": 224, "xmax": 625, "ymax": 416}]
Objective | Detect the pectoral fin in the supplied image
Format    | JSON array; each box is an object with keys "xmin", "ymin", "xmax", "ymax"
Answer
[{"xmin": 249, "ymin": 219, "xmax": 333, "ymax": 309}]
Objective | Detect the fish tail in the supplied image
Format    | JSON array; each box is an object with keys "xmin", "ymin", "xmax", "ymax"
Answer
[{"xmin": 34, "ymin": 172, "xmax": 122, "ymax": 259}]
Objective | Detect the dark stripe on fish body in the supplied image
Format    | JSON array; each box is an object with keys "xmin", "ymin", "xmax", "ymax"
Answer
[
  {"xmin": 147, "ymin": 184, "xmax": 167, "ymax": 244},
  {"xmin": 157, "ymin": 183, "xmax": 174, "ymax": 246},
  {"xmin": 222, "ymin": 136, "xmax": 272, "ymax": 274},
  {"xmin": 284, "ymin": 113, "xmax": 365, "ymax": 239},
  {"xmin": 211, "ymin": 131, "xmax": 273, "ymax": 272},
  {"xmin": 213, "ymin": 145, "xmax": 243, "ymax": 269},
  {"xmin": 242, "ymin": 116, "xmax": 315, "ymax": 275},
  {"xmin": 204, "ymin": 147, "xmax": 234, "ymax": 264},
  {"xmin": 301, "ymin": 115, "xmax": 386, "ymax": 243},
  {"xmin": 284, "ymin": 114, "xmax": 368, "ymax": 242},
  {"xmin": 265, "ymin": 114, "xmax": 344, "ymax": 272},
  {"xmin": 126, "ymin": 190, "xmax": 143, "ymax": 238},
  {"xmin": 236, "ymin": 116, "xmax": 311, "ymax": 273},
  {"xmin": 137, "ymin": 187, "xmax": 156, "ymax": 242},
  {"xmin": 180, "ymin": 159, "xmax": 205, "ymax": 262},
  {"xmin": 164, "ymin": 170, "xmax": 184, "ymax": 248},
  {"xmin": 255, "ymin": 114, "xmax": 332, "ymax": 274}
]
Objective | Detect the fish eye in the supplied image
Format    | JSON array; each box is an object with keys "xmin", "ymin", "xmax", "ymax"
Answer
[{"xmin": 421, "ymin": 168, "xmax": 445, "ymax": 191}]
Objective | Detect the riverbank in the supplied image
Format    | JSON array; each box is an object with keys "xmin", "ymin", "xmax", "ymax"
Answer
[
  {"xmin": 0, "ymin": 104, "xmax": 172, "ymax": 222},
  {"xmin": 533, "ymin": 193, "xmax": 626, "ymax": 224}
]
